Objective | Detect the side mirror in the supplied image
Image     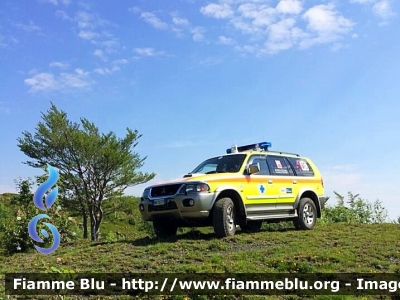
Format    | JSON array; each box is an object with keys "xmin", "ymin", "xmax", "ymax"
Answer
[{"xmin": 247, "ymin": 163, "xmax": 260, "ymax": 175}]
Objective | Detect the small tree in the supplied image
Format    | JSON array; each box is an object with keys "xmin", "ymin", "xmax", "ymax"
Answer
[{"xmin": 17, "ymin": 103, "xmax": 155, "ymax": 241}]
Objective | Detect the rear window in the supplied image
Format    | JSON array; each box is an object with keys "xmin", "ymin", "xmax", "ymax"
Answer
[
  {"xmin": 287, "ymin": 157, "xmax": 315, "ymax": 177},
  {"xmin": 266, "ymin": 156, "xmax": 294, "ymax": 176}
]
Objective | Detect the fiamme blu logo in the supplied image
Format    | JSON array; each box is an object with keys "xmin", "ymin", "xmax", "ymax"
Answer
[{"xmin": 28, "ymin": 165, "xmax": 60, "ymax": 254}]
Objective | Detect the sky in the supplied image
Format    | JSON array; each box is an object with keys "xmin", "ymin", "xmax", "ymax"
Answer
[{"xmin": 0, "ymin": 0, "xmax": 399, "ymax": 220}]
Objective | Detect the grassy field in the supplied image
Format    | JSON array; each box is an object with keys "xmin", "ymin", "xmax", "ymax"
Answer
[{"xmin": 0, "ymin": 194, "xmax": 399, "ymax": 300}]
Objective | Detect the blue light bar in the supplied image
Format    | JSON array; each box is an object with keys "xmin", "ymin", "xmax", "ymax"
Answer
[{"xmin": 226, "ymin": 142, "xmax": 272, "ymax": 153}]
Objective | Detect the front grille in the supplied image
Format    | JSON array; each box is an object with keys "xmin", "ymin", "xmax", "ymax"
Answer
[
  {"xmin": 151, "ymin": 184, "xmax": 182, "ymax": 197},
  {"xmin": 148, "ymin": 201, "xmax": 178, "ymax": 212}
]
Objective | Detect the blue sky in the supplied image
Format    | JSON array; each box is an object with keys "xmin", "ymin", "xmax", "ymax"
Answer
[{"xmin": 0, "ymin": 0, "xmax": 399, "ymax": 220}]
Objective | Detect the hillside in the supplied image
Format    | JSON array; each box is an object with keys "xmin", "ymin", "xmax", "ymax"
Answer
[{"xmin": 0, "ymin": 216, "xmax": 399, "ymax": 299}]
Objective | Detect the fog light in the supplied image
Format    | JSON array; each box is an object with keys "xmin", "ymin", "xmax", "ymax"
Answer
[
  {"xmin": 183, "ymin": 198, "xmax": 195, "ymax": 207},
  {"xmin": 139, "ymin": 204, "xmax": 144, "ymax": 211}
]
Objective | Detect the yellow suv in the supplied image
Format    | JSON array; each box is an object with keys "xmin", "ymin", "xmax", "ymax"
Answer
[{"xmin": 139, "ymin": 142, "xmax": 326, "ymax": 238}]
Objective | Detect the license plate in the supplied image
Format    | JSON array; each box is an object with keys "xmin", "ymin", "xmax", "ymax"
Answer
[{"xmin": 153, "ymin": 199, "xmax": 165, "ymax": 206}]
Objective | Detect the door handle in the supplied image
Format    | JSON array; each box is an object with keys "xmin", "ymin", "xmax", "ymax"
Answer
[
  {"xmin": 293, "ymin": 180, "xmax": 297, "ymax": 184},
  {"xmin": 268, "ymin": 180, "xmax": 273, "ymax": 184}
]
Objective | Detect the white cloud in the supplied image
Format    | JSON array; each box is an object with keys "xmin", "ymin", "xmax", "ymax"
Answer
[
  {"xmin": 236, "ymin": 3, "xmax": 276, "ymax": 29},
  {"xmin": 49, "ymin": 61, "xmax": 70, "ymax": 68},
  {"xmin": 93, "ymin": 49, "xmax": 107, "ymax": 61},
  {"xmin": 200, "ymin": 1, "xmax": 355, "ymax": 54},
  {"xmin": 351, "ymin": 0, "xmax": 375, "ymax": 4},
  {"xmin": 93, "ymin": 59, "xmax": 129, "ymax": 75},
  {"xmin": 39, "ymin": 0, "xmax": 70, "ymax": 5},
  {"xmin": 373, "ymin": 0, "xmax": 395, "ymax": 21},
  {"xmin": 15, "ymin": 21, "xmax": 42, "ymax": 33},
  {"xmin": 93, "ymin": 66, "xmax": 120, "ymax": 75},
  {"xmin": 140, "ymin": 12, "xmax": 169, "ymax": 30},
  {"xmin": 128, "ymin": 7, "xmax": 141, "ymax": 14},
  {"xmin": 351, "ymin": 0, "xmax": 395, "ymax": 22},
  {"xmin": 172, "ymin": 16, "xmax": 189, "ymax": 26},
  {"xmin": 101, "ymin": 39, "xmax": 120, "ymax": 53},
  {"xmin": 57, "ymin": 10, "xmax": 114, "ymax": 44},
  {"xmin": 197, "ymin": 57, "xmax": 223, "ymax": 66},
  {"xmin": 75, "ymin": 11, "xmax": 109, "ymax": 29},
  {"xmin": 24, "ymin": 69, "xmax": 92, "ymax": 92},
  {"xmin": 265, "ymin": 18, "xmax": 305, "ymax": 54},
  {"xmin": 78, "ymin": 30, "xmax": 99, "ymax": 40},
  {"xmin": 276, "ymin": 0, "xmax": 303, "ymax": 15},
  {"xmin": 303, "ymin": 4, "xmax": 353, "ymax": 34},
  {"xmin": 218, "ymin": 35, "xmax": 236, "ymax": 45},
  {"xmin": 134, "ymin": 47, "xmax": 166, "ymax": 57},
  {"xmin": 25, "ymin": 73, "xmax": 59, "ymax": 91},
  {"xmin": 191, "ymin": 27, "xmax": 205, "ymax": 42},
  {"xmin": 300, "ymin": 4, "xmax": 354, "ymax": 48},
  {"xmin": 200, "ymin": 3, "xmax": 234, "ymax": 19},
  {"xmin": 113, "ymin": 58, "xmax": 129, "ymax": 65},
  {"xmin": 55, "ymin": 10, "xmax": 72, "ymax": 20},
  {"xmin": 134, "ymin": 9, "xmax": 207, "ymax": 42}
]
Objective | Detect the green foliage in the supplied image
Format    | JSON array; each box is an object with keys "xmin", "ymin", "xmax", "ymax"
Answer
[
  {"xmin": 321, "ymin": 191, "xmax": 388, "ymax": 224},
  {"xmin": 0, "ymin": 179, "xmax": 80, "ymax": 255},
  {"xmin": 0, "ymin": 200, "xmax": 11, "ymax": 233},
  {"xmin": 2, "ymin": 202, "xmax": 39, "ymax": 254}
]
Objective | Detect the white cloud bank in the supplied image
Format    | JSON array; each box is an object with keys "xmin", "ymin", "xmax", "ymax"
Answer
[{"xmin": 200, "ymin": 0, "xmax": 355, "ymax": 54}]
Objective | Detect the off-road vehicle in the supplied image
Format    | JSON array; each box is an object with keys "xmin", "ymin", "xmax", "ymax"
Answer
[{"xmin": 139, "ymin": 142, "xmax": 326, "ymax": 238}]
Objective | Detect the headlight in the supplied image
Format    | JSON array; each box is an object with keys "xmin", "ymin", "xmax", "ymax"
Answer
[
  {"xmin": 184, "ymin": 183, "xmax": 210, "ymax": 194},
  {"xmin": 142, "ymin": 188, "xmax": 150, "ymax": 199}
]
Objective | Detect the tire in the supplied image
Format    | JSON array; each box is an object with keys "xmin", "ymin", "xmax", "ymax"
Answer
[
  {"xmin": 213, "ymin": 197, "xmax": 236, "ymax": 238},
  {"xmin": 153, "ymin": 220, "xmax": 178, "ymax": 238},
  {"xmin": 296, "ymin": 197, "xmax": 317, "ymax": 230},
  {"xmin": 240, "ymin": 220, "xmax": 262, "ymax": 233}
]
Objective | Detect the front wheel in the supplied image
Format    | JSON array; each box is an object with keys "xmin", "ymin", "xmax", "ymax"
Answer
[
  {"xmin": 213, "ymin": 198, "xmax": 236, "ymax": 238},
  {"xmin": 295, "ymin": 198, "xmax": 317, "ymax": 230},
  {"xmin": 153, "ymin": 220, "xmax": 178, "ymax": 238}
]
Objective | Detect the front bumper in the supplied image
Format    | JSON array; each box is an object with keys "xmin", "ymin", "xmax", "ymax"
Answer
[{"xmin": 139, "ymin": 192, "xmax": 215, "ymax": 221}]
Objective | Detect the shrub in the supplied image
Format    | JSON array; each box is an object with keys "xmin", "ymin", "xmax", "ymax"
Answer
[
  {"xmin": 1, "ymin": 179, "xmax": 80, "ymax": 255},
  {"xmin": 321, "ymin": 191, "xmax": 388, "ymax": 224}
]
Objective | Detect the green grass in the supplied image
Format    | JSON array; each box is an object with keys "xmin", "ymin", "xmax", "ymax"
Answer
[
  {"xmin": 1, "ymin": 194, "xmax": 399, "ymax": 299},
  {"xmin": 0, "ymin": 220, "xmax": 399, "ymax": 300}
]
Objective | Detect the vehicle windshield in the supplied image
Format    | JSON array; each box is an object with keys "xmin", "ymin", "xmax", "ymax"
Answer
[{"xmin": 190, "ymin": 154, "xmax": 246, "ymax": 174}]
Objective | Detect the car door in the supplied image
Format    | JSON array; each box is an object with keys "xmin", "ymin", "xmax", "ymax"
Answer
[
  {"xmin": 244, "ymin": 154, "xmax": 279, "ymax": 213},
  {"xmin": 266, "ymin": 155, "xmax": 297, "ymax": 210}
]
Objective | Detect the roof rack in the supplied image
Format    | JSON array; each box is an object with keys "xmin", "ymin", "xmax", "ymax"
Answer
[{"xmin": 267, "ymin": 150, "xmax": 300, "ymax": 157}]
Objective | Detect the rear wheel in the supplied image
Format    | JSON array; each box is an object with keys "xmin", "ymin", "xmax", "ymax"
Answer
[
  {"xmin": 295, "ymin": 198, "xmax": 317, "ymax": 230},
  {"xmin": 213, "ymin": 198, "xmax": 236, "ymax": 238},
  {"xmin": 240, "ymin": 220, "xmax": 262, "ymax": 233},
  {"xmin": 153, "ymin": 220, "xmax": 178, "ymax": 238}
]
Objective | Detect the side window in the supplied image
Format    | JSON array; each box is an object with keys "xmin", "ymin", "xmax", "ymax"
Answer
[
  {"xmin": 287, "ymin": 157, "xmax": 315, "ymax": 176},
  {"xmin": 248, "ymin": 155, "xmax": 270, "ymax": 175},
  {"xmin": 266, "ymin": 156, "xmax": 294, "ymax": 176}
]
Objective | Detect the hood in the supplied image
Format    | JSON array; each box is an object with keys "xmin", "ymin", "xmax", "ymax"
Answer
[{"xmin": 151, "ymin": 173, "xmax": 234, "ymax": 186}]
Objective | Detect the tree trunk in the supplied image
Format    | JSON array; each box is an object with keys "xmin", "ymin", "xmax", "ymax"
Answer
[
  {"xmin": 82, "ymin": 211, "xmax": 88, "ymax": 239},
  {"xmin": 89, "ymin": 203, "xmax": 103, "ymax": 241}
]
